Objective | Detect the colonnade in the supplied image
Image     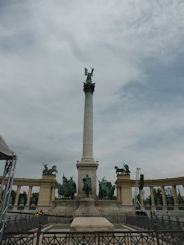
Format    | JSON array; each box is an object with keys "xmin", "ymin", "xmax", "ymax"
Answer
[
  {"xmin": 116, "ymin": 175, "xmax": 184, "ymax": 211},
  {"xmin": 13, "ymin": 185, "xmax": 34, "ymax": 208},
  {"xmin": 139, "ymin": 184, "xmax": 181, "ymax": 210},
  {"xmin": 0, "ymin": 174, "xmax": 57, "ymax": 210}
]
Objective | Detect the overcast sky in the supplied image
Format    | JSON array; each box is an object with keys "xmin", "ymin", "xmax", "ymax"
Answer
[{"xmin": 0, "ymin": 0, "xmax": 184, "ymax": 187}]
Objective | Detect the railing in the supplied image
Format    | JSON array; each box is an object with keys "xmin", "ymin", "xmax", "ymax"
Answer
[
  {"xmin": 2, "ymin": 215, "xmax": 184, "ymax": 244},
  {"xmin": 126, "ymin": 215, "xmax": 184, "ymax": 231},
  {"xmin": 2, "ymin": 229, "xmax": 184, "ymax": 245},
  {"xmin": 4, "ymin": 215, "xmax": 48, "ymax": 233}
]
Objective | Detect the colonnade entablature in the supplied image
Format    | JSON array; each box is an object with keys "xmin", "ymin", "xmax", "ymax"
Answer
[{"xmin": 116, "ymin": 175, "xmax": 184, "ymax": 211}]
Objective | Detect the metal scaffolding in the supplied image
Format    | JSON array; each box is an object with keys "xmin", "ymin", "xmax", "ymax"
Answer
[
  {"xmin": 0, "ymin": 136, "xmax": 16, "ymax": 242},
  {"xmin": 133, "ymin": 167, "xmax": 141, "ymax": 210}
]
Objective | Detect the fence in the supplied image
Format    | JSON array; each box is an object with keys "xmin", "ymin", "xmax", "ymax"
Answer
[
  {"xmin": 126, "ymin": 214, "xmax": 184, "ymax": 231},
  {"xmin": 4, "ymin": 215, "xmax": 48, "ymax": 233},
  {"xmin": 2, "ymin": 214, "xmax": 184, "ymax": 244},
  {"xmin": 2, "ymin": 229, "xmax": 184, "ymax": 245}
]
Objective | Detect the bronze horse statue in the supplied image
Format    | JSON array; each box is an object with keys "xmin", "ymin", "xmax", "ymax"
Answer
[
  {"xmin": 43, "ymin": 164, "xmax": 58, "ymax": 175},
  {"xmin": 115, "ymin": 163, "xmax": 130, "ymax": 176},
  {"xmin": 57, "ymin": 176, "xmax": 76, "ymax": 199}
]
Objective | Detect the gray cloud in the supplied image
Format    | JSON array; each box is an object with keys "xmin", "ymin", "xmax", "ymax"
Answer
[{"xmin": 0, "ymin": 0, "xmax": 184, "ymax": 187}]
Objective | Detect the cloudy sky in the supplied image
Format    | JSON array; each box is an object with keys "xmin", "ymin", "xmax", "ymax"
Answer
[{"xmin": 0, "ymin": 0, "xmax": 184, "ymax": 187}]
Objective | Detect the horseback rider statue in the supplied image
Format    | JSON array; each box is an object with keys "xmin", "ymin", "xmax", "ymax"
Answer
[
  {"xmin": 114, "ymin": 163, "xmax": 130, "ymax": 176},
  {"xmin": 57, "ymin": 175, "xmax": 76, "ymax": 199},
  {"xmin": 42, "ymin": 163, "xmax": 58, "ymax": 175},
  {"xmin": 99, "ymin": 177, "xmax": 115, "ymax": 200}
]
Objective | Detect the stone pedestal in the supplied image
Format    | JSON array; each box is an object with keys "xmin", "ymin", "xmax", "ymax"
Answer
[
  {"xmin": 76, "ymin": 161, "xmax": 98, "ymax": 199},
  {"xmin": 74, "ymin": 198, "xmax": 100, "ymax": 217},
  {"xmin": 70, "ymin": 217, "xmax": 114, "ymax": 232},
  {"xmin": 115, "ymin": 174, "xmax": 133, "ymax": 212},
  {"xmin": 37, "ymin": 174, "xmax": 56, "ymax": 207}
]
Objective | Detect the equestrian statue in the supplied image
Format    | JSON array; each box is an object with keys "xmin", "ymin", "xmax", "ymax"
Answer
[
  {"xmin": 114, "ymin": 163, "xmax": 130, "ymax": 176},
  {"xmin": 99, "ymin": 177, "xmax": 115, "ymax": 200},
  {"xmin": 57, "ymin": 176, "xmax": 76, "ymax": 199},
  {"xmin": 42, "ymin": 164, "xmax": 58, "ymax": 175}
]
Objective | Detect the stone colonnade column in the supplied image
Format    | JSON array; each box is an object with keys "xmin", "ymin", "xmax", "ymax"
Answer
[
  {"xmin": 150, "ymin": 186, "xmax": 156, "ymax": 211},
  {"xmin": 26, "ymin": 186, "xmax": 32, "ymax": 207},
  {"xmin": 172, "ymin": 185, "xmax": 179, "ymax": 210},
  {"xmin": 14, "ymin": 185, "xmax": 21, "ymax": 208},
  {"xmin": 161, "ymin": 186, "xmax": 167, "ymax": 211}
]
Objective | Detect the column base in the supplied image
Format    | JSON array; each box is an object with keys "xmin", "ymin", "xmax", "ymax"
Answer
[
  {"xmin": 174, "ymin": 205, "xmax": 179, "ymax": 211},
  {"xmin": 151, "ymin": 205, "xmax": 156, "ymax": 211},
  {"xmin": 162, "ymin": 205, "xmax": 167, "ymax": 211}
]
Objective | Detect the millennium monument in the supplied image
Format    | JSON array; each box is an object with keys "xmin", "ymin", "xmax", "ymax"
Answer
[
  {"xmin": 76, "ymin": 68, "xmax": 98, "ymax": 199},
  {"xmin": 74, "ymin": 68, "xmax": 101, "ymax": 217},
  {"xmin": 70, "ymin": 68, "xmax": 114, "ymax": 231}
]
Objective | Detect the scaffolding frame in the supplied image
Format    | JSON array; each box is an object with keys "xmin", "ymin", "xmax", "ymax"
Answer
[
  {"xmin": 0, "ymin": 136, "xmax": 16, "ymax": 242},
  {"xmin": 133, "ymin": 167, "xmax": 141, "ymax": 210}
]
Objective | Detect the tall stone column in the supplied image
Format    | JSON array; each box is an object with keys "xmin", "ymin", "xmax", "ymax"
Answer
[
  {"xmin": 161, "ymin": 186, "xmax": 167, "ymax": 211},
  {"xmin": 82, "ymin": 90, "xmax": 93, "ymax": 160},
  {"xmin": 172, "ymin": 185, "xmax": 179, "ymax": 210},
  {"xmin": 14, "ymin": 185, "xmax": 21, "ymax": 209},
  {"xmin": 26, "ymin": 186, "xmax": 32, "ymax": 208},
  {"xmin": 77, "ymin": 68, "xmax": 98, "ymax": 199},
  {"xmin": 150, "ymin": 186, "xmax": 156, "ymax": 211}
]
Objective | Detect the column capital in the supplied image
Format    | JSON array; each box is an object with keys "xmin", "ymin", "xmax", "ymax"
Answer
[{"xmin": 83, "ymin": 82, "xmax": 95, "ymax": 93}]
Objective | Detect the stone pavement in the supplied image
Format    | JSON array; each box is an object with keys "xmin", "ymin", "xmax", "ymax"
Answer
[{"xmin": 41, "ymin": 223, "xmax": 137, "ymax": 232}]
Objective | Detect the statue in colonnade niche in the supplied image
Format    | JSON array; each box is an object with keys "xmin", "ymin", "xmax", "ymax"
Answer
[
  {"xmin": 114, "ymin": 163, "xmax": 130, "ymax": 176},
  {"xmin": 99, "ymin": 177, "xmax": 115, "ymax": 200},
  {"xmin": 42, "ymin": 163, "xmax": 58, "ymax": 175},
  {"xmin": 57, "ymin": 176, "xmax": 76, "ymax": 199},
  {"xmin": 19, "ymin": 196, "xmax": 25, "ymax": 206},
  {"xmin": 30, "ymin": 196, "xmax": 37, "ymax": 206},
  {"xmin": 9, "ymin": 196, "xmax": 13, "ymax": 206},
  {"xmin": 82, "ymin": 174, "xmax": 92, "ymax": 197}
]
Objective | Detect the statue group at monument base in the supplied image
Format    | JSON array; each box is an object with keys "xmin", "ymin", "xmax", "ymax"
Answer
[{"xmin": 48, "ymin": 198, "xmax": 133, "ymax": 217}]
